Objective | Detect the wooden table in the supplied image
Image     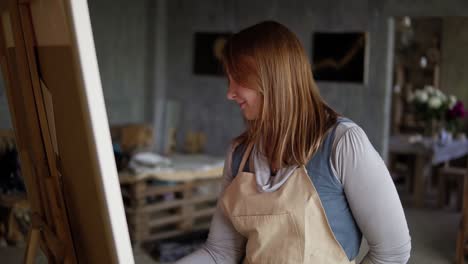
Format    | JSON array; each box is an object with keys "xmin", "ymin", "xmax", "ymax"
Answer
[
  {"xmin": 119, "ymin": 154, "xmax": 224, "ymax": 184},
  {"xmin": 389, "ymin": 135, "xmax": 468, "ymax": 207}
]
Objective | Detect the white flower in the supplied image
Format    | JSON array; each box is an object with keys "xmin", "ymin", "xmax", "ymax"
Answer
[
  {"xmin": 424, "ymin": 85, "xmax": 435, "ymax": 94},
  {"xmin": 428, "ymin": 97, "xmax": 442, "ymax": 109},
  {"xmin": 449, "ymin": 95, "xmax": 457, "ymax": 109},
  {"xmin": 415, "ymin": 90, "xmax": 428, "ymax": 103}
]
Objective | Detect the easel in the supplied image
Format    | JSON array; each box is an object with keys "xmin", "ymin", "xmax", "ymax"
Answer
[{"xmin": 0, "ymin": 0, "xmax": 77, "ymax": 262}]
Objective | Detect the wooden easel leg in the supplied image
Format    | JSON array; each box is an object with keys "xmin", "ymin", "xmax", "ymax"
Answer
[{"xmin": 23, "ymin": 228, "xmax": 40, "ymax": 264}]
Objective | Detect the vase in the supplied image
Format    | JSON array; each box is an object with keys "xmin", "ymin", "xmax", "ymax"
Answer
[{"xmin": 424, "ymin": 119, "xmax": 440, "ymax": 137}]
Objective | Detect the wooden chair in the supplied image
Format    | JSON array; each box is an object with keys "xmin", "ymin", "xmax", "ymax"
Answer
[
  {"xmin": 438, "ymin": 157, "xmax": 468, "ymax": 210},
  {"xmin": 456, "ymin": 173, "xmax": 468, "ymax": 264},
  {"xmin": 436, "ymin": 156, "xmax": 468, "ymax": 263}
]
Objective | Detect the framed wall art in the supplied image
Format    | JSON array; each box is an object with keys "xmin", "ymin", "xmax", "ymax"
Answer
[{"xmin": 312, "ymin": 32, "xmax": 367, "ymax": 83}]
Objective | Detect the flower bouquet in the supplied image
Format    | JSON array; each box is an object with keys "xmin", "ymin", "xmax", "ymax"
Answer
[{"xmin": 408, "ymin": 85, "xmax": 464, "ymax": 136}]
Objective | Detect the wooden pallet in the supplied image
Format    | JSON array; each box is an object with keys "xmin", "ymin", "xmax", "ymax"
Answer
[{"xmin": 121, "ymin": 177, "xmax": 222, "ymax": 244}]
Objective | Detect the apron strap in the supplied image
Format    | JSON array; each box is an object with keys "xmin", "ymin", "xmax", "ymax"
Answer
[{"xmin": 237, "ymin": 141, "xmax": 254, "ymax": 175}]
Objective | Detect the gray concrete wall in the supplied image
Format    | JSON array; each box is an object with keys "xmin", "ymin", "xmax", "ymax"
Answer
[{"xmin": 88, "ymin": 0, "xmax": 151, "ymax": 125}]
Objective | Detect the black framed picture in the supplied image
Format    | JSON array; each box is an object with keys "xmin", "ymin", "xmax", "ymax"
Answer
[
  {"xmin": 312, "ymin": 32, "xmax": 367, "ymax": 83},
  {"xmin": 193, "ymin": 32, "xmax": 231, "ymax": 76}
]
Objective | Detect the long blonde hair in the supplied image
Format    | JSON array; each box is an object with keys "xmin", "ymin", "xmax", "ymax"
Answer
[{"xmin": 222, "ymin": 21, "xmax": 339, "ymax": 168}]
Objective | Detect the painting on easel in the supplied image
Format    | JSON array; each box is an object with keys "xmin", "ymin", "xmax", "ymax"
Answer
[
  {"xmin": 312, "ymin": 32, "xmax": 367, "ymax": 83},
  {"xmin": 0, "ymin": 0, "xmax": 133, "ymax": 263}
]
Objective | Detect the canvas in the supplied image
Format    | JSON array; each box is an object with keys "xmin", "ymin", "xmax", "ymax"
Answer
[{"xmin": 0, "ymin": 0, "xmax": 133, "ymax": 263}]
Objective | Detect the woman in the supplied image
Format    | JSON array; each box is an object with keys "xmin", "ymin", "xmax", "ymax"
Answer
[{"xmin": 177, "ymin": 21, "xmax": 411, "ymax": 264}]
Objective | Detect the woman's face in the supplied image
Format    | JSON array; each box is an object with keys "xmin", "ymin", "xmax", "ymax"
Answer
[{"xmin": 226, "ymin": 75, "xmax": 261, "ymax": 120}]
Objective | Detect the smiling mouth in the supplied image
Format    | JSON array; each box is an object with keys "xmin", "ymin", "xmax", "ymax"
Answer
[{"xmin": 239, "ymin": 102, "xmax": 246, "ymax": 109}]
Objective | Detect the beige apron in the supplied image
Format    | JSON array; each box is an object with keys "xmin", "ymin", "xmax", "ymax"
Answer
[{"xmin": 221, "ymin": 143, "xmax": 354, "ymax": 264}]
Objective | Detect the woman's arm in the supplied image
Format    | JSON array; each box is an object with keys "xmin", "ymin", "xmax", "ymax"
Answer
[
  {"xmin": 332, "ymin": 124, "xmax": 411, "ymax": 264},
  {"xmin": 175, "ymin": 144, "xmax": 246, "ymax": 263}
]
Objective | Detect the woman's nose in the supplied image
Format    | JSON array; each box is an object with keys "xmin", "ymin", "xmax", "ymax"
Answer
[{"xmin": 227, "ymin": 85, "xmax": 236, "ymax": 100}]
